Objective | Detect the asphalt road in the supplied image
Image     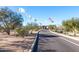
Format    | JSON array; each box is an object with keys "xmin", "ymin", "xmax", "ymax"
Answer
[{"xmin": 37, "ymin": 30, "xmax": 79, "ymax": 52}]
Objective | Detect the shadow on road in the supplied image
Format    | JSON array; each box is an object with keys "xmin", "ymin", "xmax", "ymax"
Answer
[{"xmin": 39, "ymin": 34, "xmax": 59, "ymax": 37}]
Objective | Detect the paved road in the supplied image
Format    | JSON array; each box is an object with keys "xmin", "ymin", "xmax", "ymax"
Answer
[{"xmin": 37, "ymin": 30, "xmax": 79, "ymax": 52}]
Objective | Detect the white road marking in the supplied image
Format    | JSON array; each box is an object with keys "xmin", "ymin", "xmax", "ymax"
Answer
[
  {"xmin": 59, "ymin": 37, "xmax": 79, "ymax": 47},
  {"xmin": 49, "ymin": 30, "xmax": 79, "ymax": 47}
]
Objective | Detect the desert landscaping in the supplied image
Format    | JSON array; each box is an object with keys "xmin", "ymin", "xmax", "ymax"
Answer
[{"xmin": 0, "ymin": 32, "xmax": 36, "ymax": 52}]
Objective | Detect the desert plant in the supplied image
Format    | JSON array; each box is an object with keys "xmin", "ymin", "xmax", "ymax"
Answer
[
  {"xmin": 62, "ymin": 17, "xmax": 79, "ymax": 36},
  {"xmin": 25, "ymin": 23, "xmax": 40, "ymax": 34},
  {"xmin": 0, "ymin": 7, "xmax": 23, "ymax": 35},
  {"xmin": 15, "ymin": 27, "xmax": 28, "ymax": 37}
]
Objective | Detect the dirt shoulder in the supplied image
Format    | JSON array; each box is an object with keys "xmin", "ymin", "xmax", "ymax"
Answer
[{"xmin": 0, "ymin": 32, "xmax": 36, "ymax": 52}]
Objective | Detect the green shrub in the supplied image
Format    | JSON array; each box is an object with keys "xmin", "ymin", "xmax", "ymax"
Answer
[
  {"xmin": 15, "ymin": 28, "xmax": 28, "ymax": 37},
  {"xmin": 56, "ymin": 30, "xmax": 63, "ymax": 33}
]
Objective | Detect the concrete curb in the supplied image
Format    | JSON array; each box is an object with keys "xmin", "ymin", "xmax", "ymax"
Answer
[
  {"xmin": 49, "ymin": 31, "xmax": 79, "ymax": 41},
  {"xmin": 28, "ymin": 30, "xmax": 41, "ymax": 52},
  {"xmin": 24, "ymin": 29, "xmax": 42, "ymax": 52}
]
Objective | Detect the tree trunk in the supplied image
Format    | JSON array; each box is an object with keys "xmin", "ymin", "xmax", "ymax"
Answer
[{"xmin": 6, "ymin": 28, "xmax": 10, "ymax": 35}]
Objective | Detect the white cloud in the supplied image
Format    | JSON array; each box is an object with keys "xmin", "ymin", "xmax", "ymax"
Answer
[{"xmin": 17, "ymin": 8, "xmax": 25, "ymax": 13}]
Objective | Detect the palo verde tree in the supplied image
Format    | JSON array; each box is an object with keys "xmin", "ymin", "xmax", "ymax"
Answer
[
  {"xmin": 0, "ymin": 7, "xmax": 23, "ymax": 35},
  {"xmin": 62, "ymin": 17, "xmax": 79, "ymax": 36}
]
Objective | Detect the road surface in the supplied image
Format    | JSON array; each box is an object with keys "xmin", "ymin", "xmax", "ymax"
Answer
[{"xmin": 37, "ymin": 30, "xmax": 79, "ymax": 52}]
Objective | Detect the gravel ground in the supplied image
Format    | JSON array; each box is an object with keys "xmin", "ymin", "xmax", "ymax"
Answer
[{"xmin": 0, "ymin": 32, "xmax": 36, "ymax": 52}]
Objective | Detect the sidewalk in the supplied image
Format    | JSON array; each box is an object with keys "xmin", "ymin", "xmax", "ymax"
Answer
[{"xmin": 50, "ymin": 31, "xmax": 79, "ymax": 42}]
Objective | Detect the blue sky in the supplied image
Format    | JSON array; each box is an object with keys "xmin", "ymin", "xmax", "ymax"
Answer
[{"xmin": 1, "ymin": 6, "xmax": 79, "ymax": 26}]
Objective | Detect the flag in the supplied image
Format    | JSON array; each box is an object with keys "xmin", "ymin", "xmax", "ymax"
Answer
[{"xmin": 49, "ymin": 17, "xmax": 54, "ymax": 23}]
